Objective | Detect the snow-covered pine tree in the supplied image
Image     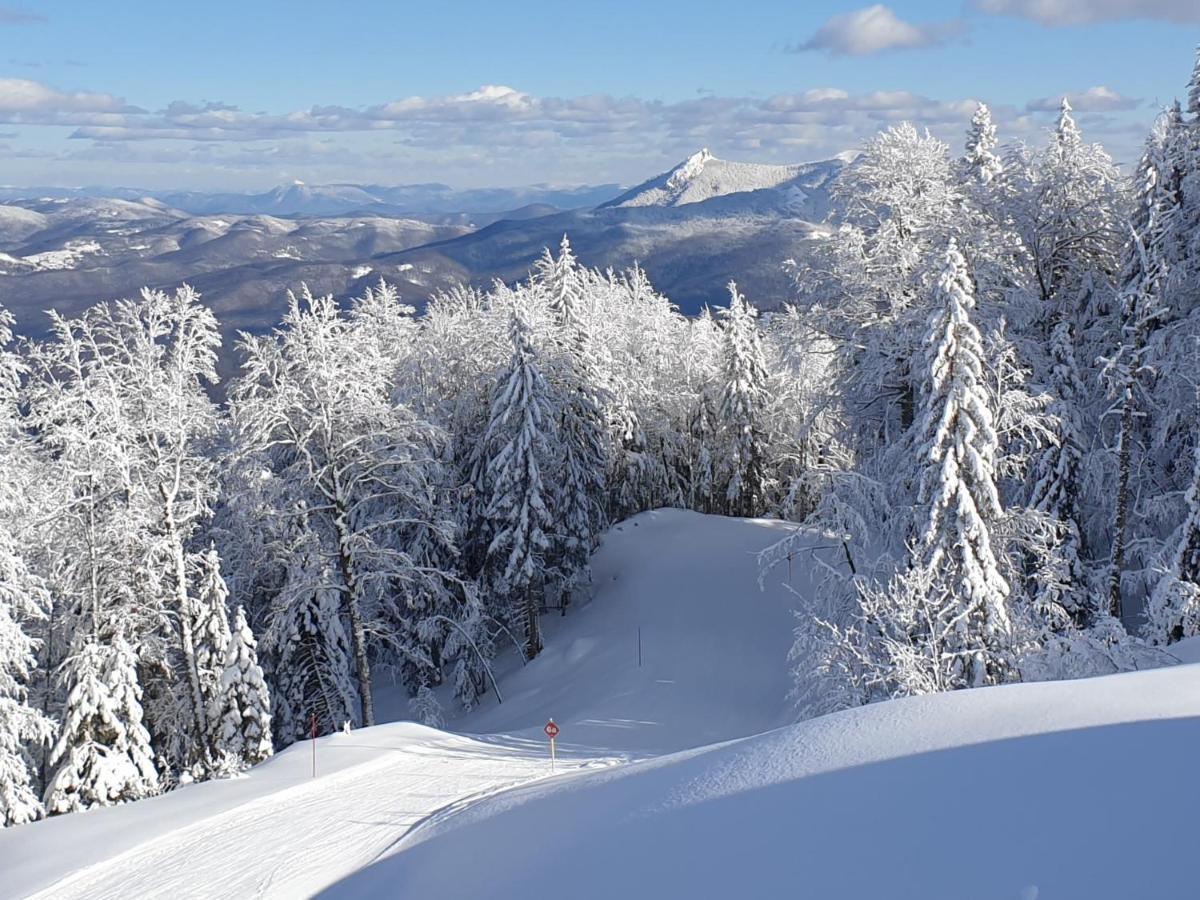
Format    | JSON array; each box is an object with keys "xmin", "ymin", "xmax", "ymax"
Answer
[
  {"xmin": 718, "ymin": 284, "xmax": 769, "ymax": 518},
  {"xmin": 964, "ymin": 102, "xmax": 1002, "ymax": 186},
  {"xmin": 536, "ymin": 236, "xmax": 608, "ymax": 606},
  {"xmin": 45, "ymin": 638, "xmax": 158, "ymax": 814},
  {"xmin": 1026, "ymin": 321, "xmax": 1089, "ymax": 621},
  {"xmin": 190, "ymin": 547, "xmax": 236, "ymax": 762},
  {"xmin": 269, "ymin": 554, "xmax": 360, "ymax": 743},
  {"xmin": 537, "ymin": 234, "xmax": 586, "ymax": 334},
  {"xmin": 0, "ymin": 543, "xmax": 53, "ymax": 826},
  {"xmin": 211, "ymin": 606, "xmax": 273, "ymax": 766},
  {"xmin": 910, "ymin": 240, "xmax": 1015, "ymax": 689},
  {"xmin": 480, "ymin": 307, "xmax": 555, "ymax": 658}
]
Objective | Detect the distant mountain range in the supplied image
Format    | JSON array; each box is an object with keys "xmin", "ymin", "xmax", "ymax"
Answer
[
  {"xmin": 0, "ymin": 150, "xmax": 848, "ymax": 376},
  {"xmin": 0, "ymin": 181, "xmax": 624, "ymax": 221}
]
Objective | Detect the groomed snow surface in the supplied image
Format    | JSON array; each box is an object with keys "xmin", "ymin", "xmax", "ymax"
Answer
[{"xmin": 2, "ymin": 509, "xmax": 1198, "ymax": 899}]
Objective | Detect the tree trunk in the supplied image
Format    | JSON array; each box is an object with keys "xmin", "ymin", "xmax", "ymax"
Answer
[
  {"xmin": 163, "ymin": 488, "xmax": 209, "ymax": 750},
  {"xmin": 1108, "ymin": 380, "xmax": 1135, "ymax": 623},
  {"xmin": 524, "ymin": 586, "xmax": 542, "ymax": 660},
  {"xmin": 333, "ymin": 507, "xmax": 376, "ymax": 728}
]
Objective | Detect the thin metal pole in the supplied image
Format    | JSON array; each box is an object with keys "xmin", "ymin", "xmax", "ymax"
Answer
[{"xmin": 638, "ymin": 626, "xmax": 642, "ymax": 668}]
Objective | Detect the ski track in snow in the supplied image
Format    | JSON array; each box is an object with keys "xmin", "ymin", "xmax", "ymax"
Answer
[{"xmin": 29, "ymin": 736, "xmax": 614, "ymax": 899}]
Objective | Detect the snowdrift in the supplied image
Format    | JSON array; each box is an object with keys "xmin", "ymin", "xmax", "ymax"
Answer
[{"xmin": 330, "ymin": 664, "xmax": 1200, "ymax": 900}]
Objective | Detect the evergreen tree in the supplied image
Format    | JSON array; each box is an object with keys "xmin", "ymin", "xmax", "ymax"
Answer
[
  {"xmin": 1145, "ymin": 434, "xmax": 1200, "ymax": 645},
  {"xmin": 0, "ymin": 546, "xmax": 53, "ymax": 826},
  {"xmin": 191, "ymin": 547, "xmax": 232, "ymax": 761},
  {"xmin": 964, "ymin": 102, "xmax": 1002, "ymax": 185},
  {"xmin": 271, "ymin": 574, "xmax": 360, "ymax": 743},
  {"xmin": 718, "ymin": 284, "xmax": 769, "ymax": 518},
  {"xmin": 479, "ymin": 308, "xmax": 555, "ymax": 658},
  {"xmin": 1026, "ymin": 321, "xmax": 1088, "ymax": 621},
  {"xmin": 910, "ymin": 240, "xmax": 1014, "ymax": 689},
  {"xmin": 45, "ymin": 638, "xmax": 158, "ymax": 814},
  {"xmin": 212, "ymin": 606, "xmax": 273, "ymax": 765},
  {"xmin": 536, "ymin": 236, "xmax": 608, "ymax": 605}
]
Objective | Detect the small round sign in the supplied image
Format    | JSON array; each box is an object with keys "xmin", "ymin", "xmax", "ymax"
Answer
[{"xmin": 544, "ymin": 720, "xmax": 559, "ymax": 739}]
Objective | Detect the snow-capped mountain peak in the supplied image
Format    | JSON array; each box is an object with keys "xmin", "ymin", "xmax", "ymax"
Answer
[
  {"xmin": 599, "ymin": 149, "xmax": 846, "ymax": 218},
  {"xmin": 663, "ymin": 147, "xmax": 715, "ymax": 193}
]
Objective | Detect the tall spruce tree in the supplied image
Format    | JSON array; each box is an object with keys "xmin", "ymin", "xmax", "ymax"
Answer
[
  {"xmin": 911, "ymin": 240, "xmax": 1014, "ymax": 688},
  {"xmin": 479, "ymin": 308, "xmax": 555, "ymax": 658},
  {"xmin": 718, "ymin": 284, "xmax": 769, "ymax": 518},
  {"xmin": 964, "ymin": 102, "xmax": 1002, "ymax": 185},
  {"xmin": 536, "ymin": 236, "xmax": 608, "ymax": 605}
]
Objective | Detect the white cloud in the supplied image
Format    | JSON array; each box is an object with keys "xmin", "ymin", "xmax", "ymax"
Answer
[
  {"xmin": 1025, "ymin": 86, "xmax": 1141, "ymax": 112},
  {"xmin": 789, "ymin": 5, "xmax": 965, "ymax": 56},
  {"xmin": 975, "ymin": 0, "xmax": 1200, "ymax": 25},
  {"xmin": 0, "ymin": 78, "xmax": 135, "ymax": 125}
]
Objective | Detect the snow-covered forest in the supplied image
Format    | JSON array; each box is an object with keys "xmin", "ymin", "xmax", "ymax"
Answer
[{"xmin": 2, "ymin": 48, "xmax": 1200, "ymax": 830}]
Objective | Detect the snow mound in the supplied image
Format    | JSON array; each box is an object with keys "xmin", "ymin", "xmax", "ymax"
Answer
[{"xmin": 331, "ymin": 664, "xmax": 1200, "ymax": 900}]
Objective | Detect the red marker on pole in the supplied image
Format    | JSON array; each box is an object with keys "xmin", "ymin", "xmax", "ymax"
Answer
[{"xmin": 544, "ymin": 719, "xmax": 559, "ymax": 771}]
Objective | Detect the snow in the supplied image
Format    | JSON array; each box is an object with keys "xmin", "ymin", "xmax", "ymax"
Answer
[
  {"xmin": 14, "ymin": 727, "xmax": 612, "ymax": 900},
  {"xmin": 339, "ymin": 664, "xmax": 1200, "ymax": 900},
  {"xmin": 20, "ymin": 239, "xmax": 103, "ymax": 271},
  {"xmin": 2, "ymin": 510, "xmax": 1196, "ymax": 899},
  {"xmin": 605, "ymin": 150, "xmax": 840, "ymax": 210},
  {"xmin": 352, "ymin": 264, "xmax": 373, "ymax": 279},
  {"xmin": 439, "ymin": 510, "xmax": 819, "ymax": 753}
]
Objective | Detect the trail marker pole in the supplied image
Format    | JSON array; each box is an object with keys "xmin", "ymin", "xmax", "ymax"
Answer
[
  {"xmin": 310, "ymin": 713, "xmax": 317, "ymax": 778},
  {"xmin": 544, "ymin": 719, "xmax": 559, "ymax": 772}
]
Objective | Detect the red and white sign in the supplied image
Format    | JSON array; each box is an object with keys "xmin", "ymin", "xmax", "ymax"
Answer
[{"xmin": 544, "ymin": 720, "xmax": 559, "ymax": 739}]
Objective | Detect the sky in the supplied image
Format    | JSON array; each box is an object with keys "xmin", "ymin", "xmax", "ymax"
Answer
[{"xmin": 0, "ymin": 0, "xmax": 1198, "ymax": 191}]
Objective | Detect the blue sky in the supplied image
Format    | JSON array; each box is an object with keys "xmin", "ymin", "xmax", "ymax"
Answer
[{"xmin": 1, "ymin": 0, "xmax": 1197, "ymax": 190}]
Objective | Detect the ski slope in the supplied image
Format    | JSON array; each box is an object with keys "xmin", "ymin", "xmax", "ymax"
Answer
[
  {"xmin": 3, "ymin": 509, "xmax": 1198, "ymax": 899},
  {"xmin": 19, "ymin": 731, "xmax": 612, "ymax": 900}
]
